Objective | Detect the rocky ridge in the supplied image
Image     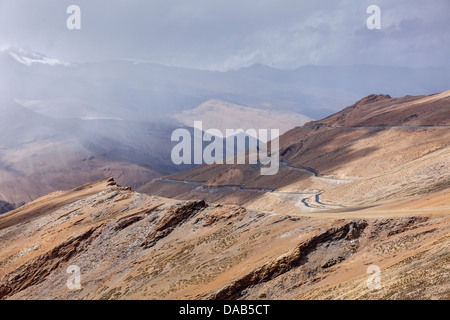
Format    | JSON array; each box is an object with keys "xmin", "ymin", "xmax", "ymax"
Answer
[{"xmin": 0, "ymin": 178, "xmax": 447, "ymax": 300}]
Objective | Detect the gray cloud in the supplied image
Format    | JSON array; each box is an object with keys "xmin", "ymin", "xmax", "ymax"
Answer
[{"xmin": 0, "ymin": 0, "xmax": 449, "ymax": 70}]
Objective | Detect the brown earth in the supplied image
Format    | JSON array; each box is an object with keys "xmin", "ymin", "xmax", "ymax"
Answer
[
  {"xmin": 140, "ymin": 91, "xmax": 450, "ymax": 215},
  {"xmin": 0, "ymin": 178, "xmax": 448, "ymax": 300},
  {"xmin": 0, "ymin": 91, "xmax": 449, "ymax": 300}
]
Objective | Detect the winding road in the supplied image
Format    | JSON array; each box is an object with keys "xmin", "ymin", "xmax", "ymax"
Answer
[
  {"xmin": 155, "ymin": 159, "xmax": 351, "ymax": 212},
  {"xmin": 310, "ymin": 124, "xmax": 450, "ymax": 130},
  {"xmin": 153, "ymin": 124, "xmax": 450, "ymax": 212}
]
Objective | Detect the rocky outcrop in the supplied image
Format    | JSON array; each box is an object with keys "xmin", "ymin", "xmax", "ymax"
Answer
[
  {"xmin": 140, "ymin": 200, "xmax": 208, "ymax": 248},
  {"xmin": 355, "ymin": 94, "xmax": 392, "ymax": 106},
  {"xmin": 0, "ymin": 226, "xmax": 102, "ymax": 299},
  {"xmin": 0, "ymin": 179, "xmax": 448, "ymax": 300},
  {"xmin": 209, "ymin": 221, "xmax": 368, "ymax": 300}
]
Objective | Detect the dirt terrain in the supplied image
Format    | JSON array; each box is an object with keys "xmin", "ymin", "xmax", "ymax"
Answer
[
  {"xmin": 0, "ymin": 178, "xmax": 448, "ymax": 300},
  {"xmin": 0, "ymin": 91, "xmax": 448, "ymax": 300},
  {"xmin": 140, "ymin": 91, "xmax": 450, "ymax": 216}
]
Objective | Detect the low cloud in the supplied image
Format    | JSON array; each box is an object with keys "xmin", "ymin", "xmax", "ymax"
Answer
[{"xmin": 0, "ymin": 0, "xmax": 449, "ymax": 70}]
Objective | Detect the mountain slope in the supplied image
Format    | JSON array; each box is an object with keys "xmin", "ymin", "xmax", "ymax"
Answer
[
  {"xmin": 172, "ymin": 99, "xmax": 312, "ymax": 136},
  {"xmin": 2, "ymin": 47, "xmax": 450, "ymax": 120},
  {"xmin": 0, "ymin": 178, "xmax": 448, "ymax": 300},
  {"xmin": 140, "ymin": 91, "xmax": 450, "ymax": 214},
  {"xmin": 0, "ymin": 98, "xmax": 189, "ymax": 207},
  {"xmin": 2, "ymin": 47, "xmax": 450, "ymax": 208}
]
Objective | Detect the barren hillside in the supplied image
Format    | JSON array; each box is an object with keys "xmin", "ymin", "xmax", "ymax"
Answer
[
  {"xmin": 1, "ymin": 91, "xmax": 448, "ymax": 300},
  {"xmin": 0, "ymin": 178, "xmax": 448, "ymax": 300},
  {"xmin": 140, "ymin": 91, "xmax": 450, "ymax": 215}
]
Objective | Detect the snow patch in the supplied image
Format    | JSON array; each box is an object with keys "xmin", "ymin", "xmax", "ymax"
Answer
[{"xmin": 3, "ymin": 47, "xmax": 68, "ymax": 67}]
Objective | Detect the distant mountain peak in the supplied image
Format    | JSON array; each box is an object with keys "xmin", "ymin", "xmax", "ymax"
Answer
[
  {"xmin": 244, "ymin": 63, "xmax": 274, "ymax": 70},
  {"xmin": 355, "ymin": 94, "xmax": 392, "ymax": 106},
  {"xmin": 235, "ymin": 63, "xmax": 281, "ymax": 75},
  {"xmin": 1, "ymin": 46, "xmax": 68, "ymax": 67},
  {"xmin": 172, "ymin": 99, "xmax": 313, "ymax": 137}
]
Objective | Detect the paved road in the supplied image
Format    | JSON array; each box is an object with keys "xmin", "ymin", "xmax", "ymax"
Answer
[
  {"xmin": 156, "ymin": 176, "xmax": 344, "ymax": 211},
  {"xmin": 309, "ymin": 124, "xmax": 450, "ymax": 130},
  {"xmin": 154, "ymin": 178, "xmax": 206, "ymax": 187},
  {"xmin": 155, "ymin": 124, "xmax": 448, "ymax": 212},
  {"xmin": 156, "ymin": 178, "xmax": 276, "ymax": 192},
  {"xmin": 280, "ymin": 161, "xmax": 353, "ymax": 184},
  {"xmin": 280, "ymin": 161, "xmax": 319, "ymax": 177}
]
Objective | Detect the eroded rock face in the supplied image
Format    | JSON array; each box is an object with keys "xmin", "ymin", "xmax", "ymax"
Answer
[
  {"xmin": 209, "ymin": 221, "xmax": 369, "ymax": 300},
  {"xmin": 0, "ymin": 226, "xmax": 102, "ymax": 298},
  {"xmin": 140, "ymin": 200, "xmax": 208, "ymax": 249},
  {"xmin": 355, "ymin": 94, "xmax": 392, "ymax": 106},
  {"xmin": 0, "ymin": 178, "xmax": 448, "ymax": 300}
]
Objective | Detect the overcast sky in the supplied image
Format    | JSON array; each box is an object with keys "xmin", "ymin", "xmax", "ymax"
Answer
[{"xmin": 0, "ymin": 0, "xmax": 449, "ymax": 70}]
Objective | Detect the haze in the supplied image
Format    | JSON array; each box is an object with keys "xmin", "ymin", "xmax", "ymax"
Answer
[{"xmin": 0, "ymin": 0, "xmax": 449, "ymax": 70}]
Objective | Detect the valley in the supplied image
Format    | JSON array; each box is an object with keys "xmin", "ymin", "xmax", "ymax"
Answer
[{"xmin": 0, "ymin": 90, "xmax": 448, "ymax": 300}]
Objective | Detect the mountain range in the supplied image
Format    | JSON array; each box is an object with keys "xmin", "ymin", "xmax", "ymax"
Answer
[
  {"xmin": 0, "ymin": 88, "xmax": 448, "ymax": 299},
  {"xmin": 2, "ymin": 47, "xmax": 450, "ymax": 120},
  {"xmin": 142, "ymin": 90, "xmax": 450, "ymax": 215},
  {"xmin": 1, "ymin": 47, "xmax": 450, "ymax": 211},
  {"xmin": 0, "ymin": 46, "xmax": 449, "ymax": 300}
]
